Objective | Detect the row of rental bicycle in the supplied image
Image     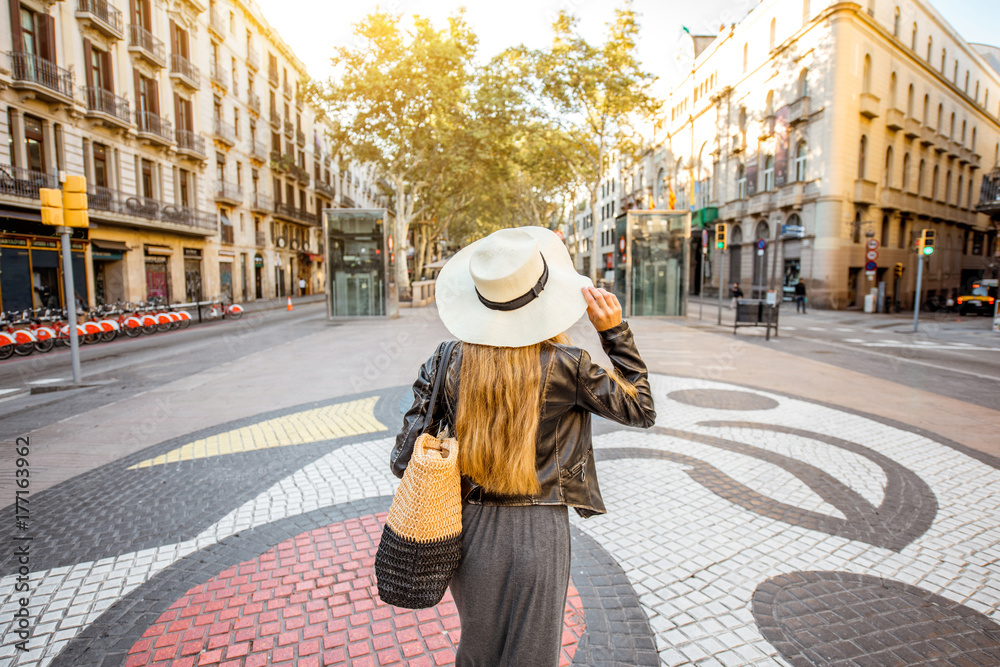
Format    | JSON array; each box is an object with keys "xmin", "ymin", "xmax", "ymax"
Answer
[{"xmin": 0, "ymin": 298, "xmax": 243, "ymax": 360}]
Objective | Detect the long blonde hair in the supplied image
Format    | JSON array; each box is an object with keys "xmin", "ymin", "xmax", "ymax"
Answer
[{"xmin": 454, "ymin": 332, "xmax": 636, "ymax": 496}]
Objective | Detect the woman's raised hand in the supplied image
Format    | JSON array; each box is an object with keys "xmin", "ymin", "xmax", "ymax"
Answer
[{"xmin": 582, "ymin": 287, "xmax": 623, "ymax": 332}]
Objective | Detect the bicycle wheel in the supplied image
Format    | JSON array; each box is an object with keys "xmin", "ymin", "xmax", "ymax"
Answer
[
  {"xmin": 123, "ymin": 322, "xmax": 142, "ymax": 337},
  {"xmin": 178, "ymin": 316, "xmax": 191, "ymax": 329},
  {"xmin": 84, "ymin": 332, "xmax": 102, "ymax": 345},
  {"xmin": 14, "ymin": 342, "xmax": 34, "ymax": 356},
  {"xmin": 101, "ymin": 330, "xmax": 117, "ymax": 343},
  {"xmin": 34, "ymin": 338, "xmax": 55, "ymax": 353},
  {"xmin": 228, "ymin": 309, "xmax": 243, "ymax": 320},
  {"xmin": 0, "ymin": 343, "xmax": 14, "ymax": 360},
  {"xmin": 141, "ymin": 324, "xmax": 157, "ymax": 335}
]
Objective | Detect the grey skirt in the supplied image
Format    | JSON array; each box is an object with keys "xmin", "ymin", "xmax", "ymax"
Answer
[{"xmin": 450, "ymin": 503, "xmax": 571, "ymax": 667}]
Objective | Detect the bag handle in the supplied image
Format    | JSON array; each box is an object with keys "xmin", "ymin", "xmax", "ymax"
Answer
[{"xmin": 423, "ymin": 340, "xmax": 457, "ymax": 435}]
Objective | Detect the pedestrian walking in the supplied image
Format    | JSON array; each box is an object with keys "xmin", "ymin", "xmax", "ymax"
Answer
[
  {"xmin": 391, "ymin": 226, "xmax": 656, "ymax": 666},
  {"xmin": 730, "ymin": 281, "xmax": 744, "ymax": 309},
  {"xmin": 795, "ymin": 279, "xmax": 807, "ymax": 313}
]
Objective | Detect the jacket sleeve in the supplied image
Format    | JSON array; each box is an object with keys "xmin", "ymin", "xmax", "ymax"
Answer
[
  {"xmin": 576, "ymin": 321, "xmax": 656, "ymax": 428},
  {"xmin": 390, "ymin": 344, "xmax": 442, "ymax": 479}
]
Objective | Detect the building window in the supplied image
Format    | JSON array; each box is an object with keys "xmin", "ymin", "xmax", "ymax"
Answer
[
  {"xmin": 941, "ymin": 48, "xmax": 946, "ymax": 73},
  {"xmin": 867, "ymin": 0, "xmax": 874, "ymax": 16},
  {"xmin": 889, "ymin": 72, "xmax": 897, "ymax": 108},
  {"xmin": 794, "ymin": 141, "xmax": 807, "ymax": 181},
  {"xmin": 911, "ymin": 23, "xmax": 918, "ymax": 51},
  {"xmin": 937, "ymin": 103, "xmax": 943, "ymax": 131},
  {"xmin": 957, "ymin": 174, "xmax": 963, "ymax": 207},
  {"xmin": 23, "ymin": 114, "xmax": 46, "ymax": 173},
  {"xmin": 858, "ymin": 135, "xmax": 868, "ymax": 179},
  {"xmin": 944, "ymin": 170, "xmax": 951, "ymax": 203},
  {"xmin": 927, "ymin": 36, "xmax": 932, "ymax": 62},
  {"xmin": 763, "ymin": 155, "xmax": 774, "ymax": 191},
  {"xmin": 902, "ymin": 152, "xmax": 911, "ymax": 191},
  {"xmin": 881, "ymin": 216, "xmax": 890, "ymax": 246},
  {"xmin": 893, "ymin": 6, "xmax": 900, "ymax": 37},
  {"xmin": 923, "ymin": 94, "xmax": 929, "ymax": 123},
  {"xmin": 931, "ymin": 164, "xmax": 939, "ymax": 200},
  {"xmin": 907, "ymin": 84, "xmax": 914, "ymax": 116},
  {"xmin": 798, "ymin": 69, "xmax": 809, "ymax": 98},
  {"xmin": 883, "ymin": 147, "xmax": 894, "ymax": 188},
  {"xmin": 93, "ymin": 143, "xmax": 108, "ymax": 188},
  {"xmin": 971, "ymin": 127, "xmax": 977, "ymax": 151},
  {"xmin": 918, "ymin": 159, "xmax": 926, "ymax": 195},
  {"xmin": 862, "ymin": 54, "xmax": 872, "ymax": 93},
  {"xmin": 737, "ymin": 164, "xmax": 747, "ymax": 198},
  {"xmin": 769, "ymin": 18, "xmax": 776, "ymax": 50}
]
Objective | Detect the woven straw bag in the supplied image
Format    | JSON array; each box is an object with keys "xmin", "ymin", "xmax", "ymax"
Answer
[{"xmin": 376, "ymin": 341, "xmax": 462, "ymax": 609}]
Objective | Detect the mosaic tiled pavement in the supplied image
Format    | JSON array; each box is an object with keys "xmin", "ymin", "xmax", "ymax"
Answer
[{"xmin": 2, "ymin": 374, "xmax": 999, "ymax": 666}]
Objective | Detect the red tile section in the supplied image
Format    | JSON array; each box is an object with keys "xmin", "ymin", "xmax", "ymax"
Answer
[{"xmin": 126, "ymin": 513, "xmax": 585, "ymax": 665}]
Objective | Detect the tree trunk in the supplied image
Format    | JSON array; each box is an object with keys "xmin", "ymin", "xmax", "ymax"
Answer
[
  {"xmin": 393, "ymin": 177, "xmax": 411, "ymax": 299},
  {"xmin": 589, "ymin": 186, "xmax": 600, "ymax": 284},
  {"xmin": 413, "ymin": 225, "xmax": 427, "ymax": 281}
]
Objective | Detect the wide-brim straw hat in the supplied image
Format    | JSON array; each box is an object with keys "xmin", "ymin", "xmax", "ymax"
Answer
[{"xmin": 435, "ymin": 226, "xmax": 594, "ymax": 348}]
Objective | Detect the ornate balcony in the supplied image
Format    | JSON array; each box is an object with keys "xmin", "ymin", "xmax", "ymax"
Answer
[
  {"xmin": 76, "ymin": 0, "xmax": 124, "ymax": 40},
  {"xmin": 248, "ymin": 139, "xmax": 266, "ymax": 161},
  {"xmin": 854, "ymin": 179, "xmax": 877, "ymax": 205},
  {"xmin": 215, "ymin": 180, "xmax": 243, "ymax": 205},
  {"xmin": 268, "ymin": 66, "xmax": 279, "ymax": 88},
  {"xmin": 289, "ymin": 163, "xmax": 309, "ymax": 185},
  {"xmin": 6, "ymin": 52, "xmax": 75, "ymax": 103},
  {"xmin": 776, "ymin": 182, "xmax": 804, "ymax": 209},
  {"xmin": 82, "ymin": 87, "xmax": 130, "ymax": 128},
  {"xmin": 247, "ymin": 46, "xmax": 260, "ymax": 72},
  {"xmin": 315, "ymin": 180, "xmax": 335, "ymax": 198},
  {"xmin": 208, "ymin": 8, "xmax": 226, "ymax": 39},
  {"xmin": 209, "ymin": 60, "xmax": 228, "ymax": 90},
  {"xmin": 251, "ymin": 192, "xmax": 272, "ymax": 213},
  {"xmin": 128, "ymin": 24, "xmax": 165, "ymax": 68},
  {"xmin": 270, "ymin": 109, "xmax": 281, "ymax": 128},
  {"xmin": 86, "ymin": 185, "xmax": 215, "ymax": 235},
  {"xmin": 248, "ymin": 90, "xmax": 261, "ymax": 115},
  {"xmin": 859, "ymin": 92, "xmax": 880, "ymax": 119},
  {"xmin": 282, "ymin": 80, "xmax": 292, "ymax": 99},
  {"xmin": 788, "ymin": 97, "xmax": 810, "ymax": 125},
  {"xmin": 136, "ymin": 111, "xmax": 173, "ymax": 145},
  {"xmin": 270, "ymin": 151, "xmax": 292, "ymax": 173},
  {"xmin": 975, "ymin": 168, "xmax": 1000, "ymax": 215},
  {"xmin": 213, "ymin": 118, "xmax": 236, "ymax": 146},
  {"xmin": 284, "ymin": 119, "xmax": 294, "ymax": 139},
  {"xmin": 296, "ymin": 129, "xmax": 305, "ymax": 146},
  {"xmin": 176, "ymin": 129, "xmax": 207, "ymax": 159},
  {"xmin": 885, "ymin": 108, "xmax": 904, "ymax": 132},
  {"xmin": 256, "ymin": 230, "xmax": 267, "ymax": 246},
  {"xmin": 274, "ymin": 202, "xmax": 315, "ymax": 225},
  {"xmin": 748, "ymin": 191, "xmax": 775, "ymax": 214},
  {"xmin": 169, "ymin": 54, "xmax": 200, "ymax": 90},
  {"xmin": 0, "ymin": 163, "xmax": 59, "ymax": 201}
]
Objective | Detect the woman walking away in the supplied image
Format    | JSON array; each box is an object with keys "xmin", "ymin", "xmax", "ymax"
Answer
[{"xmin": 391, "ymin": 226, "xmax": 656, "ymax": 666}]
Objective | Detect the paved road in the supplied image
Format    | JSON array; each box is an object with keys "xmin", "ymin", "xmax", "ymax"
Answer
[{"xmin": 1, "ymin": 304, "xmax": 998, "ymax": 666}]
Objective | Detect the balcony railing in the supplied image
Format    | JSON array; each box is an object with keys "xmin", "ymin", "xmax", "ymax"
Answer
[
  {"xmin": 208, "ymin": 8, "xmax": 225, "ymax": 37},
  {"xmin": 296, "ymin": 129, "xmax": 305, "ymax": 146},
  {"xmin": 86, "ymin": 185, "xmax": 215, "ymax": 231},
  {"xmin": 170, "ymin": 53, "xmax": 200, "ymax": 89},
  {"xmin": 315, "ymin": 180, "xmax": 335, "ymax": 198},
  {"xmin": 248, "ymin": 90, "xmax": 261, "ymax": 114},
  {"xmin": 255, "ymin": 230, "xmax": 267, "ymax": 246},
  {"xmin": 284, "ymin": 119, "xmax": 294, "ymax": 138},
  {"xmin": 76, "ymin": 0, "xmax": 124, "ymax": 39},
  {"xmin": 270, "ymin": 109, "xmax": 281, "ymax": 128},
  {"xmin": 251, "ymin": 192, "xmax": 272, "ymax": 212},
  {"xmin": 213, "ymin": 117, "xmax": 236, "ymax": 145},
  {"xmin": 289, "ymin": 163, "xmax": 309, "ymax": 185},
  {"xmin": 7, "ymin": 52, "xmax": 75, "ymax": 101},
  {"xmin": 128, "ymin": 24, "xmax": 165, "ymax": 67},
  {"xmin": 175, "ymin": 129, "xmax": 206, "ymax": 158},
  {"xmin": 136, "ymin": 110, "xmax": 173, "ymax": 144},
  {"xmin": 274, "ymin": 202, "xmax": 314, "ymax": 225},
  {"xmin": 270, "ymin": 151, "xmax": 291, "ymax": 172},
  {"xmin": 788, "ymin": 97, "xmax": 810, "ymax": 125},
  {"xmin": 0, "ymin": 163, "xmax": 59, "ymax": 199},
  {"xmin": 251, "ymin": 139, "xmax": 268, "ymax": 160},
  {"xmin": 210, "ymin": 60, "xmax": 228, "ymax": 90},
  {"xmin": 268, "ymin": 67, "xmax": 279, "ymax": 87},
  {"xmin": 247, "ymin": 46, "xmax": 259, "ymax": 71},
  {"xmin": 976, "ymin": 168, "xmax": 1000, "ymax": 214},
  {"xmin": 282, "ymin": 80, "xmax": 292, "ymax": 99},
  {"xmin": 83, "ymin": 86, "xmax": 130, "ymax": 125},
  {"xmin": 216, "ymin": 180, "xmax": 243, "ymax": 203}
]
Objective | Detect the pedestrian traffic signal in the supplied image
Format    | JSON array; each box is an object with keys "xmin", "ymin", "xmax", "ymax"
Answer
[
  {"xmin": 39, "ymin": 188, "xmax": 64, "ymax": 226},
  {"xmin": 63, "ymin": 175, "xmax": 89, "ymax": 228},
  {"xmin": 894, "ymin": 262, "xmax": 904, "ymax": 277},
  {"xmin": 716, "ymin": 223, "xmax": 727, "ymax": 250},
  {"xmin": 918, "ymin": 228, "xmax": 935, "ymax": 255}
]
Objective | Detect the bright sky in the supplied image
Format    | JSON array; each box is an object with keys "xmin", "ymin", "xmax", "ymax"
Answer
[{"xmin": 256, "ymin": 0, "xmax": 998, "ymax": 97}]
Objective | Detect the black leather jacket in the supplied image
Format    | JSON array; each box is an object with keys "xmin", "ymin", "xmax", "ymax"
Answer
[{"xmin": 390, "ymin": 321, "xmax": 656, "ymax": 518}]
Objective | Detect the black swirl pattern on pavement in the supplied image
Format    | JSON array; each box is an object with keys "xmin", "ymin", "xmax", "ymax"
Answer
[
  {"xmin": 753, "ymin": 571, "xmax": 1000, "ymax": 666},
  {"xmin": 667, "ymin": 389, "xmax": 779, "ymax": 411}
]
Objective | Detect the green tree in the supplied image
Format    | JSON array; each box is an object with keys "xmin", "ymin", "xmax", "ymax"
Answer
[
  {"xmin": 525, "ymin": 2, "xmax": 661, "ymax": 281},
  {"xmin": 317, "ymin": 11, "xmax": 477, "ymax": 293}
]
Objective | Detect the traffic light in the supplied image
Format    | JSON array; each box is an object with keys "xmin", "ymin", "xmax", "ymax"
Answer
[
  {"xmin": 716, "ymin": 223, "xmax": 727, "ymax": 250},
  {"xmin": 894, "ymin": 262, "xmax": 904, "ymax": 277},
  {"xmin": 39, "ymin": 188, "xmax": 64, "ymax": 226},
  {"xmin": 63, "ymin": 175, "xmax": 89, "ymax": 228},
  {"xmin": 918, "ymin": 228, "xmax": 935, "ymax": 255}
]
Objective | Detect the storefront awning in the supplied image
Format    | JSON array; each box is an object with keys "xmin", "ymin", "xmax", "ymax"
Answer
[
  {"xmin": 91, "ymin": 239, "xmax": 130, "ymax": 252},
  {"xmin": 691, "ymin": 207, "xmax": 719, "ymax": 228}
]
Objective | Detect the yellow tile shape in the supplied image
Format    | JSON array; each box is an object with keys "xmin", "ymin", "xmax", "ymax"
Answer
[{"xmin": 128, "ymin": 396, "xmax": 387, "ymax": 469}]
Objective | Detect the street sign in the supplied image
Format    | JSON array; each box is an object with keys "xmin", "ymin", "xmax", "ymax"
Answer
[
  {"xmin": 866, "ymin": 238, "xmax": 880, "ymax": 250},
  {"xmin": 865, "ymin": 260, "xmax": 877, "ymax": 271},
  {"xmin": 866, "ymin": 249, "xmax": 879, "ymax": 261},
  {"xmin": 782, "ymin": 224, "xmax": 805, "ymax": 238},
  {"xmin": 756, "ymin": 239, "xmax": 767, "ymax": 250},
  {"xmin": 701, "ymin": 229, "xmax": 708, "ymax": 247}
]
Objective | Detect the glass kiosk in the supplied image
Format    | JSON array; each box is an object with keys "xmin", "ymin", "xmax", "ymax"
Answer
[
  {"xmin": 323, "ymin": 209, "xmax": 399, "ymax": 318},
  {"xmin": 613, "ymin": 210, "xmax": 691, "ymax": 317}
]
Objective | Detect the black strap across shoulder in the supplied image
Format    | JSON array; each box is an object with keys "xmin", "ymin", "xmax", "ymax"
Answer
[{"xmin": 424, "ymin": 340, "xmax": 457, "ymax": 435}]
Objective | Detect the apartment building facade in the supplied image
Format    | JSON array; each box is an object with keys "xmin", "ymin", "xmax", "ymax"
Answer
[
  {"xmin": 648, "ymin": 0, "xmax": 999, "ymax": 309},
  {"xmin": 1, "ymin": 0, "xmax": 384, "ymax": 312}
]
